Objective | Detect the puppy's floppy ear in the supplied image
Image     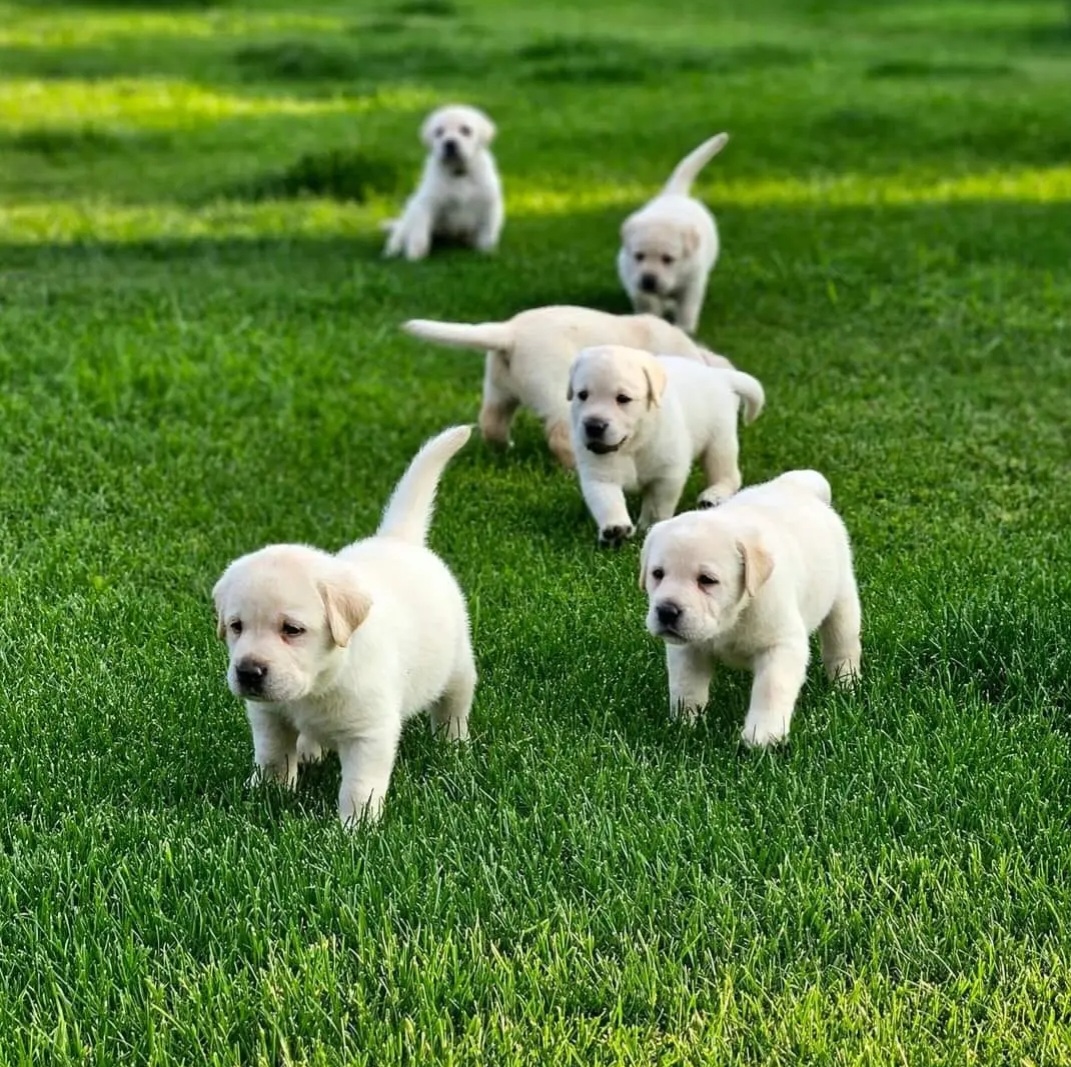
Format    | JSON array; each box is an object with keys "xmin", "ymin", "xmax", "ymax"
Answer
[
  {"xmin": 641, "ymin": 355, "xmax": 668, "ymax": 409},
  {"xmin": 737, "ymin": 534, "xmax": 775, "ymax": 598},
  {"xmin": 420, "ymin": 111, "xmax": 440, "ymax": 148},
  {"xmin": 566, "ymin": 359, "xmax": 579, "ymax": 401},
  {"xmin": 319, "ymin": 576, "xmax": 373, "ymax": 648},
  {"xmin": 682, "ymin": 225, "xmax": 701, "ymax": 256},
  {"xmin": 478, "ymin": 113, "xmax": 497, "ymax": 145},
  {"xmin": 637, "ymin": 532, "xmax": 653, "ymax": 590},
  {"xmin": 211, "ymin": 572, "xmax": 229, "ymax": 640},
  {"xmin": 620, "ymin": 215, "xmax": 637, "ymax": 245}
]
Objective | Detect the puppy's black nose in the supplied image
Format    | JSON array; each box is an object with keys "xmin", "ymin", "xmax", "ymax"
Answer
[
  {"xmin": 656, "ymin": 602, "xmax": 682, "ymax": 627},
  {"xmin": 442, "ymin": 138, "xmax": 459, "ymax": 157},
  {"xmin": 236, "ymin": 659, "xmax": 268, "ymax": 690},
  {"xmin": 584, "ymin": 417, "xmax": 608, "ymax": 439},
  {"xmin": 640, "ymin": 273, "xmax": 659, "ymax": 294}
]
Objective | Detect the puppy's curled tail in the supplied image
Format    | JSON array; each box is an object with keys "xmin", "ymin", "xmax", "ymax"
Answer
[
  {"xmin": 779, "ymin": 470, "xmax": 832, "ymax": 505},
  {"xmin": 403, "ymin": 318, "xmax": 514, "ymax": 353},
  {"xmin": 727, "ymin": 370, "xmax": 765, "ymax": 425},
  {"xmin": 662, "ymin": 132, "xmax": 729, "ymax": 197},
  {"xmin": 378, "ymin": 425, "xmax": 473, "ymax": 545}
]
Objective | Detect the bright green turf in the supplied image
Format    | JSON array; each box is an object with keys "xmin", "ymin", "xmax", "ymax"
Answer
[{"xmin": 2, "ymin": 0, "xmax": 1071, "ymax": 1062}]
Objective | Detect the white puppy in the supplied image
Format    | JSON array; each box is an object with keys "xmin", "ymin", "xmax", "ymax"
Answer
[
  {"xmin": 617, "ymin": 132, "xmax": 728, "ymax": 334},
  {"xmin": 403, "ymin": 305, "xmax": 732, "ymax": 469},
  {"xmin": 568, "ymin": 344, "xmax": 763, "ymax": 547},
  {"xmin": 639, "ymin": 470, "xmax": 862, "ymax": 747},
  {"xmin": 383, "ymin": 104, "xmax": 502, "ymax": 261},
  {"xmin": 212, "ymin": 426, "xmax": 476, "ymax": 826}
]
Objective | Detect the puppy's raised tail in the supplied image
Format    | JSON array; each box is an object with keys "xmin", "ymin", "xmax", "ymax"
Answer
[
  {"xmin": 726, "ymin": 370, "xmax": 765, "ymax": 425},
  {"xmin": 377, "ymin": 425, "xmax": 473, "ymax": 545},
  {"xmin": 662, "ymin": 132, "xmax": 729, "ymax": 197},
  {"xmin": 403, "ymin": 318, "xmax": 514, "ymax": 353},
  {"xmin": 779, "ymin": 470, "xmax": 832, "ymax": 505}
]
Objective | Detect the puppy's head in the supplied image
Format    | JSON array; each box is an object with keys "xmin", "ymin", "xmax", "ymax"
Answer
[
  {"xmin": 620, "ymin": 215, "xmax": 700, "ymax": 299},
  {"xmin": 421, "ymin": 104, "xmax": 496, "ymax": 172},
  {"xmin": 639, "ymin": 512, "xmax": 774, "ymax": 644},
  {"xmin": 212, "ymin": 544, "xmax": 371, "ymax": 704},
  {"xmin": 567, "ymin": 345, "xmax": 667, "ymax": 456}
]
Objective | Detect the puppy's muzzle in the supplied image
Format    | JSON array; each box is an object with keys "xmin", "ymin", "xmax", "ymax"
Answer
[
  {"xmin": 584, "ymin": 417, "xmax": 622, "ymax": 455},
  {"xmin": 655, "ymin": 601, "xmax": 683, "ymax": 635},
  {"xmin": 639, "ymin": 273, "xmax": 660, "ymax": 294},
  {"xmin": 235, "ymin": 657, "xmax": 269, "ymax": 696}
]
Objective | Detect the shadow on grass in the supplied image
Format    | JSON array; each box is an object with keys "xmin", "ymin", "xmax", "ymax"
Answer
[{"xmin": 216, "ymin": 148, "xmax": 407, "ymax": 203}]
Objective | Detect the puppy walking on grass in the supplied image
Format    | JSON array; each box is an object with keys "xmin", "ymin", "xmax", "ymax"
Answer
[
  {"xmin": 212, "ymin": 426, "xmax": 477, "ymax": 827},
  {"xmin": 639, "ymin": 470, "xmax": 862, "ymax": 747},
  {"xmin": 568, "ymin": 344, "xmax": 764, "ymax": 548},
  {"xmin": 384, "ymin": 104, "xmax": 503, "ymax": 261},
  {"xmin": 618, "ymin": 132, "xmax": 729, "ymax": 334},
  {"xmin": 404, "ymin": 304, "xmax": 733, "ymax": 469}
]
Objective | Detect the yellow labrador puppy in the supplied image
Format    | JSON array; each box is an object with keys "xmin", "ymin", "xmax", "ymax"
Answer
[
  {"xmin": 568, "ymin": 344, "xmax": 763, "ymax": 547},
  {"xmin": 403, "ymin": 304, "xmax": 732, "ymax": 469},
  {"xmin": 212, "ymin": 426, "xmax": 476, "ymax": 826},
  {"xmin": 384, "ymin": 104, "xmax": 502, "ymax": 261},
  {"xmin": 617, "ymin": 132, "xmax": 729, "ymax": 334},
  {"xmin": 639, "ymin": 470, "xmax": 862, "ymax": 746}
]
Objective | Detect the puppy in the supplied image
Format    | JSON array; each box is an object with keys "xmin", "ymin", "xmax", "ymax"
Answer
[
  {"xmin": 383, "ymin": 104, "xmax": 503, "ymax": 261},
  {"xmin": 403, "ymin": 305, "xmax": 733, "ymax": 469},
  {"xmin": 568, "ymin": 344, "xmax": 763, "ymax": 547},
  {"xmin": 617, "ymin": 132, "xmax": 728, "ymax": 334},
  {"xmin": 212, "ymin": 426, "xmax": 476, "ymax": 826},
  {"xmin": 640, "ymin": 470, "xmax": 862, "ymax": 747}
]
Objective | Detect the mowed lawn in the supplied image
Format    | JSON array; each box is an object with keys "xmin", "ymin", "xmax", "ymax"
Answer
[{"xmin": 1, "ymin": 0, "xmax": 1071, "ymax": 1062}]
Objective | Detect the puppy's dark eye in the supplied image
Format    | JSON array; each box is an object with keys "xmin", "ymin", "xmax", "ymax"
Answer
[
  {"xmin": 652, "ymin": 568, "xmax": 664, "ymax": 581},
  {"xmin": 616, "ymin": 394, "xmax": 632, "ymax": 405},
  {"xmin": 661, "ymin": 254, "xmax": 675, "ymax": 265},
  {"xmin": 229, "ymin": 620, "xmax": 242, "ymax": 635},
  {"xmin": 460, "ymin": 124, "xmax": 472, "ymax": 136},
  {"xmin": 698, "ymin": 574, "xmax": 719, "ymax": 588},
  {"xmin": 281, "ymin": 622, "xmax": 306, "ymax": 637},
  {"xmin": 435, "ymin": 126, "xmax": 444, "ymax": 137},
  {"xmin": 577, "ymin": 390, "xmax": 589, "ymax": 402},
  {"xmin": 634, "ymin": 252, "xmax": 645, "ymax": 262}
]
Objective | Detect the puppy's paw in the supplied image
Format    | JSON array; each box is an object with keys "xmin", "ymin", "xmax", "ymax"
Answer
[
  {"xmin": 598, "ymin": 524, "xmax": 634, "ymax": 549},
  {"xmin": 669, "ymin": 701, "xmax": 702, "ymax": 725},
  {"xmin": 697, "ymin": 486, "xmax": 735, "ymax": 510},
  {"xmin": 296, "ymin": 733, "xmax": 325, "ymax": 765},
  {"xmin": 404, "ymin": 235, "xmax": 431, "ymax": 261},
  {"xmin": 740, "ymin": 713, "xmax": 790, "ymax": 749},
  {"xmin": 339, "ymin": 795, "xmax": 385, "ymax": 829}
]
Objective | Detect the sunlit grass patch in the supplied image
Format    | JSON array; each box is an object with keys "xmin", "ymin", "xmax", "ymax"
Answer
[
  {"xmin": 0, "ymin": 78, "xmax": 437, "ymax": 131},
  {"xmin": 0, "ymin": 11, "xmax": 348, "ymax": 49}
]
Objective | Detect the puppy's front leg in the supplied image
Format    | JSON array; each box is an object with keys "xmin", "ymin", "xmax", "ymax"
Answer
[
  {"xmin": 246, "ymin": 705, "xmax": 299, "ymax": 789},
  {"xmin": 388, "ymin": 204, "xmax": 433, "ymax": 261},
  {"xmin": 580, "ymin": 475, "xmax": 634, "ymax": 548},
  {"xmin": 741, "ymin": 642, "xmax": 809, "ymax": 748},
  {"xmin": 337, "ymin": 724, "xmax": 403, "ymax": 827},
  {"xmin": 666, "ymin": 643, "xmax": 713, "ymax": 724},
  {"xmin": 637, "ymin": 476, "xmax": 686, "ymax": 530},
  {"xmin": 473, "ymin": 200, "xmax": 503, "ymax": 253},
  {"xmin": 676, "ymin": 273, "xmax": 708, "ymax": 335}
]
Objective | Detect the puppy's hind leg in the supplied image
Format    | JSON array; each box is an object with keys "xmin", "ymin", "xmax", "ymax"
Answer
[
  {"xmin": 430, "ymin": 644, "xmax": 476, "ymax": 742},
  {"xmin": 545, "ymin": 419, "xmax": 576, "ymax": 469},
  {"xmin": 820, "ymin": 575, "xmax": 862, "ymax": 687},
  {"xmin": 637, "ymin": 475, "xmax": 687, "ymax": 530},
  {"xmin": 697, "ymin": 424, "xmax": 742, "ymax": 509},
  {"xmin": 478, "ymin": 353, "xmax": 520, "ymax": 449}
]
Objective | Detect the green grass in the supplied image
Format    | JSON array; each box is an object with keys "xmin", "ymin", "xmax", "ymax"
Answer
[{"xmin": 1, "ymin": 0, "xmax": 1071, "ymax": 1062}]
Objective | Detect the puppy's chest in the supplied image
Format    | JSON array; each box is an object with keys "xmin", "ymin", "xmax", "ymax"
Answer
[
  {"xmin": 280, "ymin": 690, "xmax": 379, "ymax": 744},
  {"xmin": 435, "ymin": 179, "xmax": 487, "ymax": 230}
]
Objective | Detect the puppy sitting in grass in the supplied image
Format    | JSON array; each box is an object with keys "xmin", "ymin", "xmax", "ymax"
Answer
[
  {"xmin": 383, "ymin": 104, "xmax": 503, "ymax": 261},
  {"xmin": 639, "ymin": 470, "xmax": 862, "ymax": 747},
  {"xmin": 404, "ymin": 304, "xmax": 732, "ymax": 469},
  {"xmin": 568, "ymin": 344, "xmax": 764, "ymax": 548},
  {"xmin": 617, "ymin": 132, "xmax": 729, "ymax": 334},
  {"xmin": 212, "ymin": 426, "xmax": 476, "ymax": 827}
]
